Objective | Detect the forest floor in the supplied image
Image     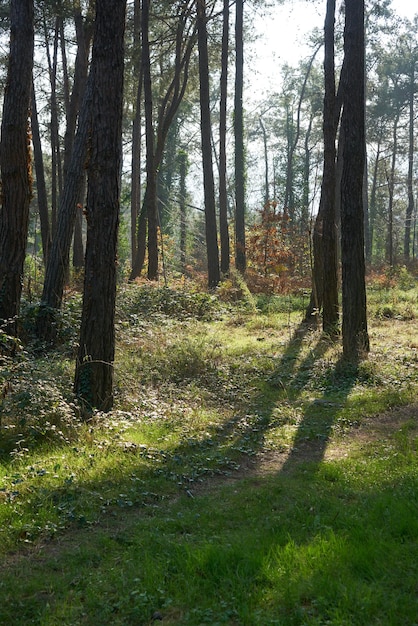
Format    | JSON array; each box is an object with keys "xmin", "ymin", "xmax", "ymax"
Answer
[{"xmin": 1, "ymin": 277, "xmax": 418, "ymax": 625}]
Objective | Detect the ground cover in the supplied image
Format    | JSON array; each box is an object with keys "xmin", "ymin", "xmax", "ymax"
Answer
[{"xmin": 0, "ymin": 278, "xmax": 417, "ymax": 625}]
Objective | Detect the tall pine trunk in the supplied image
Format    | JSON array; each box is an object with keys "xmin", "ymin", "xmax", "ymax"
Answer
[
  {"xmin": 340, "ymin": 0, "xmax": 369, "ymax": 361},
  {"xmin": 74, "ymin": 0, "xmax": 126, "ymax": 412},
  {"xmin": 0, "ymin": 0, "xmax": 34, "ymax": 335},
  {"xmin": 234, "ymin": 0, "xmax": 246, "ymax": 274},
  {"xmin": 197, "ymin": 0, "xmax": 220, "ymax": 289},
  {"xmin": 321, "ymin": 0, "xmax": 339, "ymax": 336},
  {"xmin": 219, "ymin": 0, "xmax": 230, "ymax": 276}
]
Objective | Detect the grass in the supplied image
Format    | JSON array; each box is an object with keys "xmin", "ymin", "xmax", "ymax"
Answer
[{"xmin": 0, "ymin": 278, "xmax": 418, "ymax": 625}]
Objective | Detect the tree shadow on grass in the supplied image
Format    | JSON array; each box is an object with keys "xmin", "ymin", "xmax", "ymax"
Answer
[{"xmin": 206, "ymin": 318, "xmax": 361, "ymax": 479}]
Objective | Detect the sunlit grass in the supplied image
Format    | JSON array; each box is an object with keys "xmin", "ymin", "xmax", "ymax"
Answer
[{"xmin": 0, "ymin": 279, "xmax": 418, "ymax": 624}]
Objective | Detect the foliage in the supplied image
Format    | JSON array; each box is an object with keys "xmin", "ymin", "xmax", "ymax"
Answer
[
  {"xmin": 246, "ymin": 202, "xmax": 298, "ymax": 293},
  {"xmin": 117, "ymin": 283, "xmax": 220, "ymax": 322}
]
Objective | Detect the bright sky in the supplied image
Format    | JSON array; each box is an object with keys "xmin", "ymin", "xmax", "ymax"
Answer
[{"xmin": 248, "ymin": 0, "xmax": 417, "ymax": 104}]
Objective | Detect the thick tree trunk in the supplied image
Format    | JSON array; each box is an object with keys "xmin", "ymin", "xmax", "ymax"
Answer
[
  {"xmin": 0, "ymin": 0, "xmax": 34, "ymax": 335},
  {"xmin": 340, "ymin": 0, "xmax": 369, "ymax": 361},
  {"xmin": 197, "ymin": 0, "xmax": 220, "ymax": 289},
  {"xmin": 74, "ymin": 0, "xmax": 126, "ymax": 412}
]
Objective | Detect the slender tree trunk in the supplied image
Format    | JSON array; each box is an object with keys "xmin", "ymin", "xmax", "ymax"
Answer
[
  {"xmin": 259, "ymin": 117, "xmax": 269, "ymax": 208},
  {"xmin": 368, "ymin": 137, "xmax": 381, "ymax": 263},
  {"xmin": 36, "ymin": 71, "xmax": 94, "ymax": 341},
  {"xmin": 197, "ymin": 0, "xmax": 220, "ymax": 288},
  {"xmin": 74, "ymin": 0, "xmax": 126, "ymax": 412},
  {"xmin": 44, "ymin": 15, "xmax": 63, "ymax": 235},
  {"xmin": 404, "ymin": 71, "xmax": 415, "ymax": 260},
  {"xmin": 340, "ymin": 0, "xmax": 369, "ymax": 361},
  {"xmin": 63, "ymin": 2, "xmax": 93, "ymax": 269},
  {"xmin": 131, "ymin": 0, "xmax": 142, "ymax": 267},
  {"xmin": 386, "ymin": 114, "xmax": 399, "ymax": 266},
  {"xmin": 321, "ymin": 0, "xmax": 339, "ymax": 336},
  {"xmin": 219, "ymin": 0, "xmax": 230, "ymax": 276},
  {"xmin": 179, "ymin": 150, "xmax": 188, "ymax": 273},
  {"xmin": 0, "ymin": 0, "xmax": 34, "ymax": 335},
  {"xmin": 142, "ymin": 0, "xmax": 158, "ymax": 281},
  {"xmin": 31, "ymin": 82, "xmax": 51, "ymax": 264},
  {"xmin": 234, "ymin": 0, "xmax": 246, "ymax": 273}
]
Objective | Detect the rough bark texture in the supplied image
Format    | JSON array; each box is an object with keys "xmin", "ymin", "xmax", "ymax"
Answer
[
  {"xmin": 340, "ymin": 0, "xmax": 369, "ymax": 361},
  {"xmin": 74, "ymin": 0, "xmax": 126, "ymax": 411},
  {"xmin": 197, "ymin": 0, "xmax": 220, "ymax": 288},
  {"xmin": 0, "ymin": 0, "xmax": 34, "ymax": 335}
]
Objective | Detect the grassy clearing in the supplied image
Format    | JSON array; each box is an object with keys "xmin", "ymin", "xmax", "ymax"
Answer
[{"xmin": 0, "ymin": 279, "xmax": 418, "ymax": 625}]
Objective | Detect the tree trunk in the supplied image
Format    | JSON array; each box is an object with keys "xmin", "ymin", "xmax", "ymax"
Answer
[
  {"xmin": 340, "ymin": 0, "xmax": 369, "ymax": 362},
  {"xmin": 36, "ymin": 70, "xmax": 94, "ymax": 341},
  {"xmin": 0, "ymin": 0, "xmax": 34, "ymax": 335},
  {"xmin": 321, "ymin": 0, "xmax": 339, "ymax": 336},
  {"xmin": 404, "ymin": 69, "xmax": 414, "ymax": 261},
  {"xmin": 234, "ymin": 0, "xmax": 246, "ymax": 274},
  {"xmin": 219, "ymin": 0, "xmax": 230, "ymax": 276},
  {"xmin": 385, "ymin": 114, "xmax": 399, "ymax": 267},
  {"xmin": 142, "ymin": 0, "xmax": 158, "ymax": 281},
  {"xmin": 31, "ymin": 82, "xmax": 51, "ymax": 265},
  {"xmin": 197, "ymin": 0, "xmax": 220, "ymax": 289},
  {"xmin": 74, "ymin": 0, "xmax": 126, "ymax": 412},
  {"xmin": 44, "ymin": 15, "xmax": 63, "ymax": 235},
  {"xmin": 367, "ymin": 137, "xmax": 381, "ymax": 263},
  {"xmin": 131, "ymin": 0, "xmax": 142, "ymax": 267},
  {"xmin": 179, "ymin": 150, "xmax": 188, "ymax": 273}
]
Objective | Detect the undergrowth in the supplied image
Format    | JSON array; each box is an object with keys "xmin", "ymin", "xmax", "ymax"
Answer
[{"xmin": 0, "ymin": 277, "xmax": 417, "ymax": 625}]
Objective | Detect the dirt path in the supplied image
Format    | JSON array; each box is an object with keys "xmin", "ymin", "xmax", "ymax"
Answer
[{"xmin": 3, "ymin": 402, "xmax": 417, "ymax": 568}]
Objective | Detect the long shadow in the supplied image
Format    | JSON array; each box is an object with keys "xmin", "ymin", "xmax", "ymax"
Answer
[{"xmin": 201, "ymin": 318, "xmax": 359, "ymax": 479}]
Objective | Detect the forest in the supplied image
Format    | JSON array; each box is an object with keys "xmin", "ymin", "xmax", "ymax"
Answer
[{"xmin": 0, "ymin": 0, "xmax": 418, "ymax": 624}]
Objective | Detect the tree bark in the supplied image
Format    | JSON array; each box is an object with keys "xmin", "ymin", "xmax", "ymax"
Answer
[
  {"xmin": 321, "ymin": 0, "xmax": 339, "ymax": 336},
  {"xmin": 404, "ymin": 67, "xmax": 415, "ymax": 260},
  {"xmin": 219, "ymin": 0, "xmax": 230, "ymax": 276},
  {"xmin": 31, "ymin": 82, "xmax": 51, "ymax": 265},
  {"xmin": 0, "ymin": 0, "xmax": 34, "ymax": 335},
  {"xmin": 197, "ymin": 0, "xmax": 220, "ymax": 289},
  {"xmin": 234, "ymin": 0, "xmax": 246, "ymax": 274},
  {"xmin": 74, "ymin": 0, "xmax": 126, "ymax": 412},
  {"xmin": 340, "ymin": 0, "xmax": 369, "ymax": 361}
]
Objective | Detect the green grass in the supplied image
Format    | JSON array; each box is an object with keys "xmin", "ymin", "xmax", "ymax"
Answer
[{"xmin": 0, "ymin": 280, "xmax": 418, "ymax": 625}]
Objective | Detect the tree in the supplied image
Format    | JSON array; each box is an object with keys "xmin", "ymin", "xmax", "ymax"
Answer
[
  {"xmin": 0, "ymin": 0, "xmax": 34, "ymax": 335},
  {"xmin": 73, "ymin": 0, "xmax": 126, "ymax": 411},
  {"xmin": 340, "ymin": 0, "xmax": 369, "ymax": 361},
  {"xmin": 130, "ymin": 0, "xmax": 197, "ymax": 281},
  {"xmin": 234, "ymin": 0, "xmax": 246, "ymax": 274},
  {"xmin": 321, "ymin": 0, "xmax": 339, "ymax": 336},
  {"xmin": 31, "ymin": 82, "xmax": 51, "ymax": 264},
  {"xmin": 197, "ymin": 0, "xmax": 220, "ymax": 288},
  {"xmin": 36, "ymin": 69, "xmax": 94, "ymax": 342},
  {"xmin": 218, "ymin": 0, "xmax": 230, "ymax": 276}
]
